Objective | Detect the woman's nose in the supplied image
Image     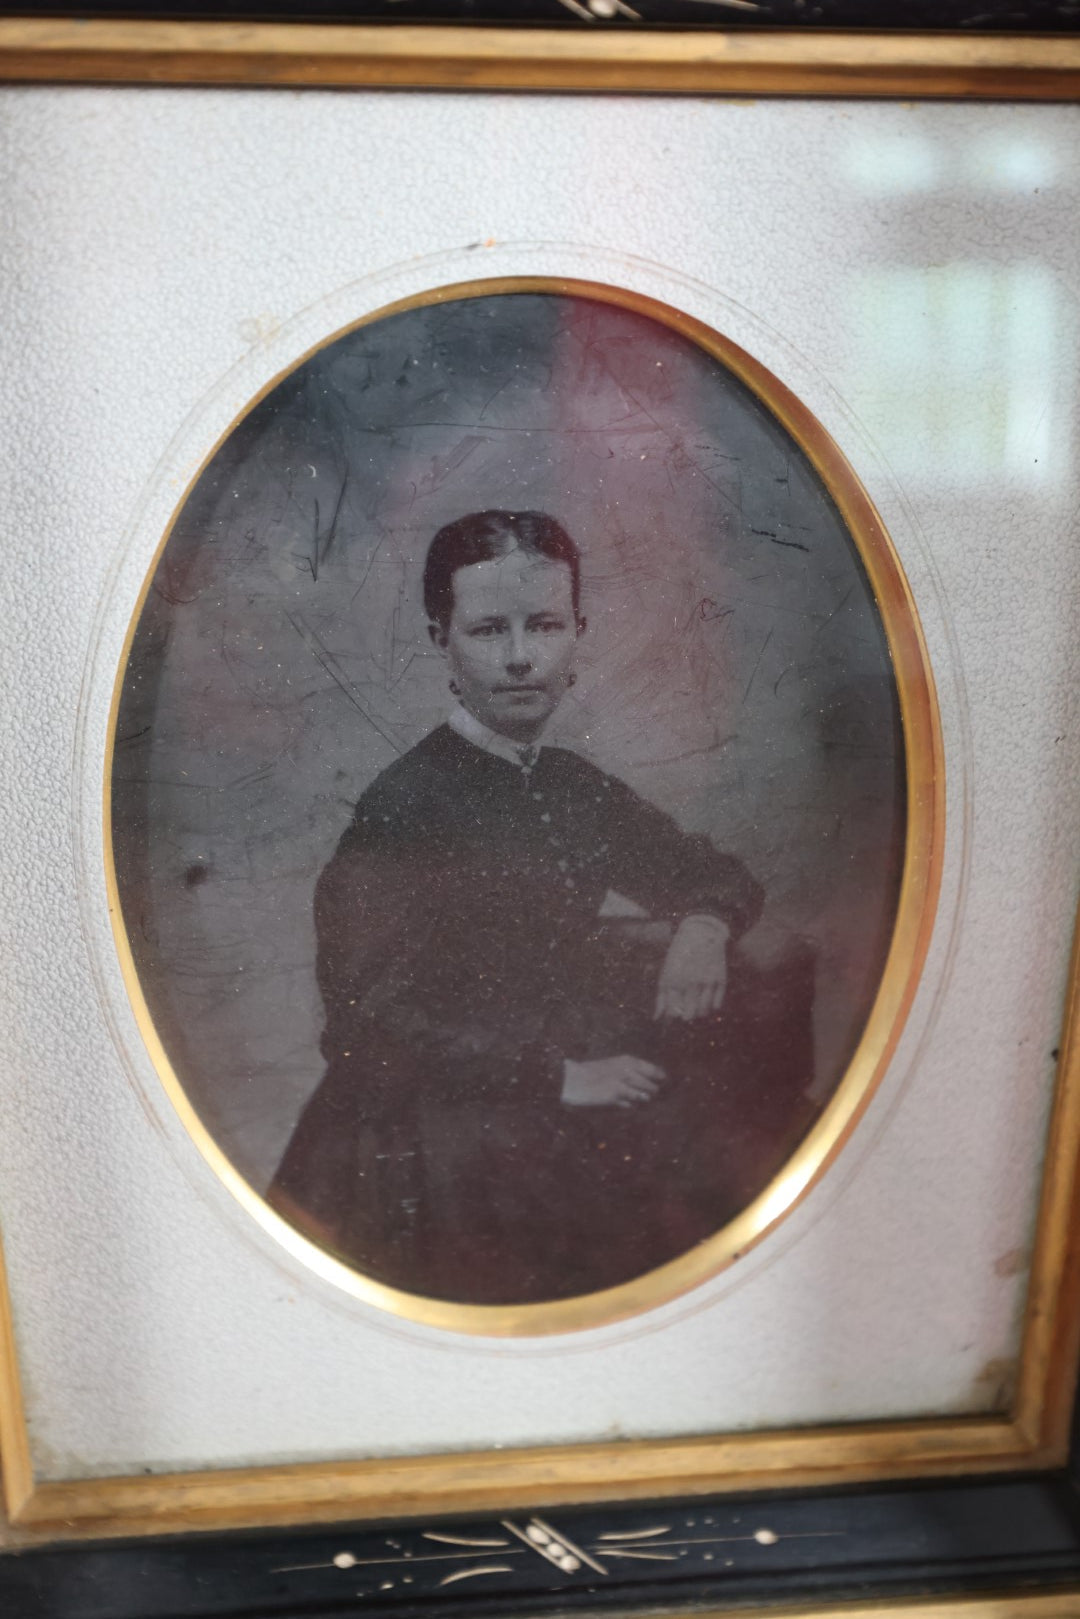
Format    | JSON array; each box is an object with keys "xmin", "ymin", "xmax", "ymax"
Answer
[{"xmin": 505, "ymin": 628, "xmax": 531, "ymax": 672}]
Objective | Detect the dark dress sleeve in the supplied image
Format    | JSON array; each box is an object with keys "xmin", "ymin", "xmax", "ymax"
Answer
[{"xmin": 588, "ymin": 767, "xmax": 764, "ymax": 938}]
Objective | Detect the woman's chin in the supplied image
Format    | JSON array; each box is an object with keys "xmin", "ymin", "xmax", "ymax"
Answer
[{"xmin": 487, "ymin": 693, "xmax": 555, "ymax": 738}]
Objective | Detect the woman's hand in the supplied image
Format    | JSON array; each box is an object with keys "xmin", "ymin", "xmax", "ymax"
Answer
[
  {"xmin": 655, "ymin": 914, "xmax": 730, "ymax": 1021},
  {"xmin": 561, "ymin": 1055, "xmax": 665, "ymax": 1108}
]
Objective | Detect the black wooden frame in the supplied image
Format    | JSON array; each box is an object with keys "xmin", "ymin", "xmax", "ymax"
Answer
[
  {"xmin": 5, "ymin": 1461, "xmax": 1080, "ymax": 1616},
  {"xmin": 4, "ymin": 2, "xmax": 1080, "ymax": 35}
]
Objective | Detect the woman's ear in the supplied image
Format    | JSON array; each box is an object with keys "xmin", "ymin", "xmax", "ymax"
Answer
[{"xmin": 428, "ymin": 621, "xmax": 449, "ymax": 655}]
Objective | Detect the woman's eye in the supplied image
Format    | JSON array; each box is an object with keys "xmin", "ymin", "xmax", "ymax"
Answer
[{"xmin": 470, "ymin": 624, "xmax": 500, "ymax": 638}]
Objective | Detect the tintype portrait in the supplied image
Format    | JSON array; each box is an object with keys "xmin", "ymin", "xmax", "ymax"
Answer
[{"xmin": 111, "ymin": 285, "xmax": 908, "ymax": 1319}]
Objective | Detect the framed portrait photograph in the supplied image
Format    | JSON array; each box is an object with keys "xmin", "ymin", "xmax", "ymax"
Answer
[
  {"xmin": 1, "ymin": 10, "xmax": 1080, "ymax": 1619},
  {"xmin": 108, "ymin": 277, "xmax": 933, "ymax": 1332}
]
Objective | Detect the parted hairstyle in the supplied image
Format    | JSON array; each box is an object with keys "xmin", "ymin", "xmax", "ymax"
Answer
[{"xmin": 422, "ymin": 510, "xmax": 582, "ymax": 630}]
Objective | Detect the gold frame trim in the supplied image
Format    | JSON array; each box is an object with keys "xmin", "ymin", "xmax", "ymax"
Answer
[
  {"xmin": 626, "ymin": 1598, "xmax": 1080, "ymax": 1619},
  {"xmin": 0, "ymin": 1400, "xmax": 1069, "ymax": 1540},
  {"xmin": 1, "ymin": 20, "xmax": 1080, "ymax": 99},
  {"xmin": 638, "ymin": 1600, "xmax": 1080, "ymax": 1619},
  {"xmin": 0, "ymin": 45, "xmax": 1077, "ymax": 1549},
  {"xmin": 101, "ymin": 275, "xmax": 942, "ymax": 1338}
]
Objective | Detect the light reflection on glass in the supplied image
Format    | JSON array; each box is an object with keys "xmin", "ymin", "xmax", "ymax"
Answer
[
  {"xmin": 847, "ymin": 129, "xmax": 1057, "ymax": 194},
  {"xmin": 965, "ymin": 135, "xmax": 1058, "ymax": 191},
  {"xmin": 846, "ymin": 134, "xmax": 940, "ymax": 193},
  {"xmin": 849, "ymin": 261, "xmax": 1069, "ymax": 489}
]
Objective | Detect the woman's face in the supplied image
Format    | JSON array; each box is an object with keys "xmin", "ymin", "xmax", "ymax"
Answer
[{"xmin": 432, "ymin": 548, "xmax": 581, "ymax": 742}]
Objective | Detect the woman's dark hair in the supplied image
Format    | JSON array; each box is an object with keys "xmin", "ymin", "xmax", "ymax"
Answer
[{"xmin": 422, "ymin": 510, "xmax": 581, "ymax": 629}]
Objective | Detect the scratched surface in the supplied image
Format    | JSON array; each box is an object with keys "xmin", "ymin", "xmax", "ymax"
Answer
[{"xmin": 112, "ymin": 290, "xmax": 903, "ymax": 1196}]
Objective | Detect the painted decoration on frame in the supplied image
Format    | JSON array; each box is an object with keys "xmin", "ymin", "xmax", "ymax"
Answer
[{"xmin": 109, "ymin": 280, "xmax": 938, "ymax": 1332}]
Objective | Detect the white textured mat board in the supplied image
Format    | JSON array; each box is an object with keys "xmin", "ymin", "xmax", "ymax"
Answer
[{"xmin": 0, "ymin": 88, "xmax": 1078, "ymax": 1480}]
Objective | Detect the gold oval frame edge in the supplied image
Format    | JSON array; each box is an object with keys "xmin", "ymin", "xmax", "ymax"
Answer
[{"xmin": 103, "ymin": 275, "xmax": 945, "ymax": 1337}]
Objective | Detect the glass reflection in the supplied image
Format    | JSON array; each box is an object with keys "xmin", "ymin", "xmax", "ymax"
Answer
[{"xmin": 850, "ymin": 260, "xmax": 1068, "ymax": 488}]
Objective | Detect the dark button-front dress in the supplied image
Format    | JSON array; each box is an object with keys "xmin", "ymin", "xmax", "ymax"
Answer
[{"xmin": 268, "ymin": 725, "xmax": 814, "ymax": 1306}]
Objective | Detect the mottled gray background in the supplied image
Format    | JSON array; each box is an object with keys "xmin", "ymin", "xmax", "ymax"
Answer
[{"xmin": 113, "ymin": 293, "xmax": 903, "ymax": 1193}]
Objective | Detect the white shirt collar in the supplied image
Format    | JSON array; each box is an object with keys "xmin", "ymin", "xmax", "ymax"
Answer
[{"xmin": 448, "ymin": 703, "xmax": 545, "ymax": 769}]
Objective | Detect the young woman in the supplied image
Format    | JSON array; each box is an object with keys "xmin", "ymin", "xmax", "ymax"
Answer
[{"xmin": 269, "ymin": 511, "xmax": 813, "ymax": 1307}]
